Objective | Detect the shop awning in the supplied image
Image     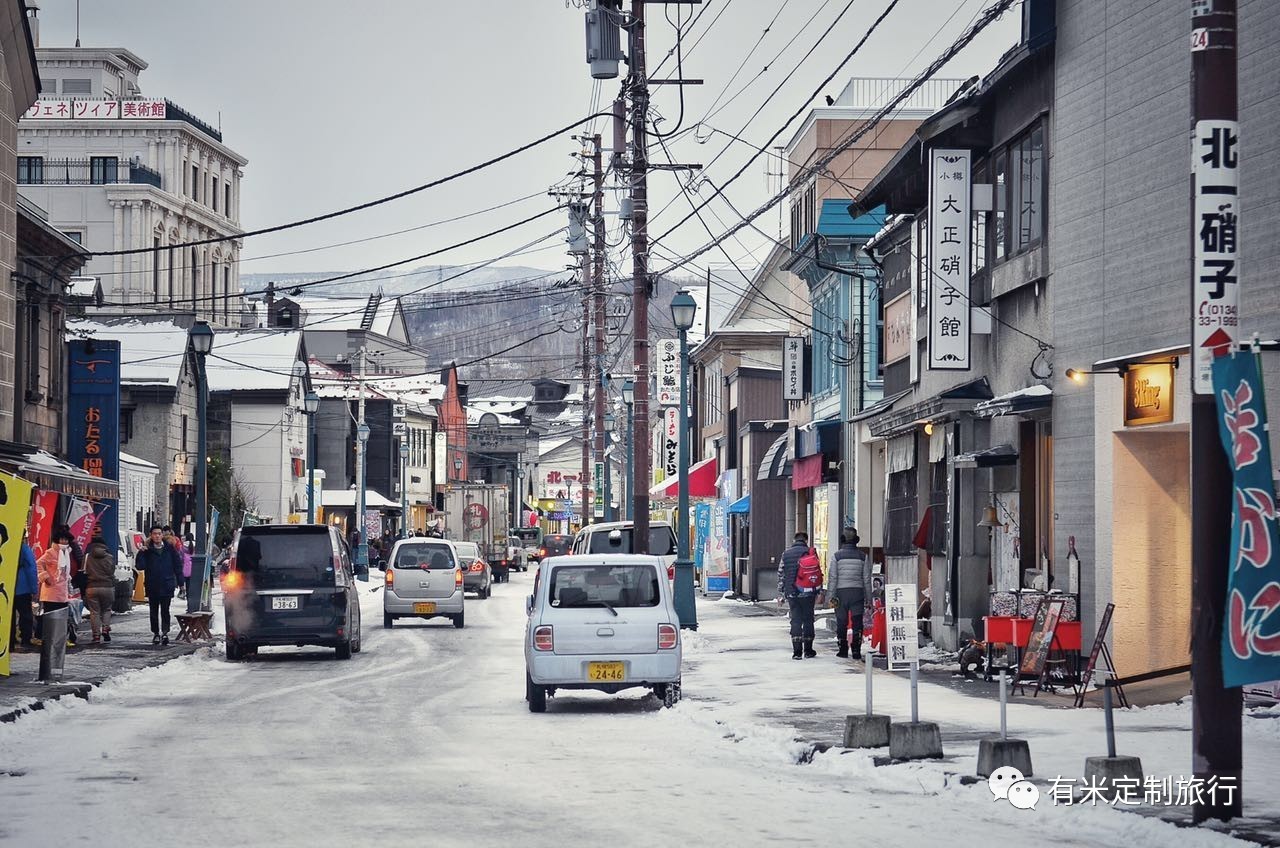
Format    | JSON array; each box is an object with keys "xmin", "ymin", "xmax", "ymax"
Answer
[
  {"xmin": 953, "ymin": 444, "xmax": 1019, "ymax": 468},
  {"xmin": 850, "ymin": 389, "xmax": 911, "ymax": 423},
  {"xmin": 727, "ymin": 493, "xmax": 751, "ymax": 514},
  {"xmin": 973, "ymin": 384, "xmax": 1052, "ymax": 418},
  {"xmin": 791, "ymin": 454, "xmax": 825, "ymax": 491},
  {"xmin": 649, "ymin": 456, "xmax": 719, "ymax": 500},
  {"xmin": 757, "ymin": 432, "xmax": 792, "ymax": 481},
  {"xmin": 4, "ymin": 449, "xmax": 119, "ymax": 499},
  {"xmin": 319, "ymin": 489, "xmax": 402, "ymax": 509}
]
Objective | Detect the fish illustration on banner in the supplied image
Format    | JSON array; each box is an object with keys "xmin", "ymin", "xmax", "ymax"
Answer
[
  {"xmin": 0, "ymin": 471, "xmax": 36, "ymax": 677},
  {"xmin": 26, "ymin": 489, "xmax": 57, "ymax": 560},
  {"xmin": 1211, "ymin": 352, "xmax": 1280, "ymax": 688}
]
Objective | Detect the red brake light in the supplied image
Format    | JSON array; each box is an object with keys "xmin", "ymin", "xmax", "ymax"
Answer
[
  {"xmin": 534, "ymin": 625, "xmax": 554, "ymax": 651},
  {"xmin": 667, "ymin": 565, "xmax": 675, "ymax": 580},
  {"xmin": 455, "ymin": 568, "xmax": 463, "ymax": 587},
  {"xmin": 385, "ymin": 568, "xmax": 395, "ymax": 587},
  {"xmin": 221, "ymin": 570, "xmax": 243, "ymax": 591},
  {"xmin": 658, "ymin": 623, "xmax": 678, "ymax": 650},
  {"xmin": 469, "ymin": 563, "xmax": 483, "ymax": 573},
  {"xmin": 538, "ymin": 548, "xmax": 546, "ymax": 557}
]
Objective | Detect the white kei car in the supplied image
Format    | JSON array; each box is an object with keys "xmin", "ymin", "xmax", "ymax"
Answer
[{"xmin": 524, "ymin": 554, "xmax": 682, "ymax": 713}]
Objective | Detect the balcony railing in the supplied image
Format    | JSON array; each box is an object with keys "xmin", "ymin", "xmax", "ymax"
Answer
[
  {"xmin": 19, "ymin": 158, "xmax": 163, "ymax": 189},
  {"xmin": 164, "ymin": 100, "xmax": 223, "ymax": 143}
]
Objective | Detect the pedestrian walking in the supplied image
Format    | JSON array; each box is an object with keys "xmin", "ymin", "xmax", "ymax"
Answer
[
  {"xmin": 777, "ymin": 532, "xmax": 822, "ymax": 660},
  {"xmin": 827, "ymin": 527, "xmax": 872, "ymax": 659},
  {"xmin": 37, "ymin": 529, "xmax": 72, "ymax": 637},
  {"xmin": 166, "ymin": 530, "xmax": 192, "ymax": 600},
  {"xmin": 13, "ymin": 533, "xmax": 38, "ymax": 649},
  {"xmin": 136, "ymin": 525, "xmax": 183, "ymax": 645},
  {"xmin": 83, "ymin": 534, "xmax": 117, "ymax": 644},
  {"xmin": 52, "ymin": 525, "xmax": 84, "ymax": 646}
]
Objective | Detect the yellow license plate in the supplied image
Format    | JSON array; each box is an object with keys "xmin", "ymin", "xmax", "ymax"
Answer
[
  {"xmin": 413, "ymin": 602, "xmax": 436, "ymax": 614},
  {"xmin": 587, "ymin": 661, "xmax": 625, "ymax": 682}
]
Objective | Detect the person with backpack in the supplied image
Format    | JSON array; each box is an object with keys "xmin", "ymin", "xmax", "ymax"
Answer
[
  {"xmin": 777, "ymin": 532, "xmax": 823, "ymax": 660},
  {"xmin": 827, "ymin": 527, "xmax": 872, "ymax": 659}
]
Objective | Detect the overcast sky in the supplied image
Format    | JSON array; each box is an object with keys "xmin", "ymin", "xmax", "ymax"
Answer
[{"xmin": 33, "ymin": 0, "xmax": 1019, "ymax": 289}]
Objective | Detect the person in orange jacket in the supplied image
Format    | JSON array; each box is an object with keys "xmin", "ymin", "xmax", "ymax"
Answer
[{"xmin": 37, "ymin": 529, "xmax": 74, "ymax": 644}]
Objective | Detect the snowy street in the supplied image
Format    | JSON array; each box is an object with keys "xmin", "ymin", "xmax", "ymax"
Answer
[{"xmin": 0, "ymin": 571, "xmax": 1275, "ymax": 847}]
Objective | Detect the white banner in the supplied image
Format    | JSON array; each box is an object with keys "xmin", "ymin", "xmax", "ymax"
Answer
[
  {"xmin": 783, "ymin": 336, "xmax": 805, "ymax": 400},
  {"xmin": 433, "ymin": 431, "xmax": 447, "ymax": 485},
  {"xmin": 1192, "ymin": 119, "xmax": 1240, "ymax": 394},
  {"xmin": 886, "ymin": 582, "xmax": 919, "ymax": 670},
  {"xmin": 656, "ymin": 339, "xmax": 679, "ymax": 406},
  {"xmin": 928, "ymin": 148, "xmax": 972, "ymax": 370},
  {"xmin": 663, "ymin": 407, "xmax": 679, "ymax": 481}
]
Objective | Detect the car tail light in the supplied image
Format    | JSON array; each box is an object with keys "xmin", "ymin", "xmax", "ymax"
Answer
[
  {"xmin": 455, "ymin": 568, "xmax": 464, "ymax": 587},
  {"xmin": 385, "ymin": 568, "xmax": 395, "ymax": 587},
  {"xmin": 221, "ymin": 570, "xmax": 243, "ymax": 591},
  {"xmin": 533, "ymin": 625, "xmax": 554, "ymax": 651},
  {"xmin": 469, "ymin": 563, "xmax": 483, "ymax": 573},
  {"xmin": 658, "ymin": 623, "xmax": 678, "ymax": 650},
  {"xmin": 667, "ymin": 565, "xmax": 675, "ymax": 581},
  {"xmin": 538, "ymin": 548, "xmax": 547, "ymax": 558}
]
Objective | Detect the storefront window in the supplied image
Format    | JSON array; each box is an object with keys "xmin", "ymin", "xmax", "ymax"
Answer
[{"xmin": 885, "ymin": 469, "xmax": 917, "ymax": 557}]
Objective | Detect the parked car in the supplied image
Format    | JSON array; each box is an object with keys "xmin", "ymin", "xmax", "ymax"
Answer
[
  {"xmin": 222, "ymin": 524, "xmax": 366, "ymax": 661},
  {"xmin": 383, "ymin": 538, "xmax": 466, "ymax": 629},
  {"xmin": 524, "ymin": 554, "xmax": 682, "ymax": 712},
  {"xmin": 452, "ymin": 541, "xmax": 492, "ymax": 598},
  {"xmin": 571, "ymin": 521, "xmax": 678, "ymax": 580},
  {"xmin": 535, "ymin": 534, "xmax": 574, "ymax": 563}
]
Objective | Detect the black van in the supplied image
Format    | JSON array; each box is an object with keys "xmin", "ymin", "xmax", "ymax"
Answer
[{"xmin": 223, "ymin": 524, "xmax": 366, "ymax": 661}]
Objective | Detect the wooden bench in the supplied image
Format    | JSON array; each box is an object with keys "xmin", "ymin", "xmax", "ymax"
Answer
[{"xmin": 174, "ymin": 611, "xmax": 214, "ymax": 643}]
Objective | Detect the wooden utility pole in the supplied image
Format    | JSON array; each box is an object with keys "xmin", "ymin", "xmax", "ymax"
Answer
[
  {"xmin": 630, "ymin": 0, "xmax": 651, "ymax": 553},
  {"xmin": 1189, "ymin": 0, "xmax": 1241, "ymax": 823},
  {"xmin": 581, "ymin": 267, "xmax": 592, "ymax": 530},
  {"xmin": 592, "ymin": 134, "xmax": 609, "ymax": 521}
]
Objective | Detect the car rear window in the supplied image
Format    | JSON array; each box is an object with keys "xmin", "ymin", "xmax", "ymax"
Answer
[
  {"xmin": 454, "ymin": 543, "xmax": 479, "ymax": 562},
  {"xmin": 542, "ymin": 535, "xmax": 572, "ymax": 555},
  {"xmin": 586, "ymin": 527, "xmax": 677, "ymax": 556},
  {"xmin": 393, "ymin": 543, "xmax": 456, "ymax": 570},
  {"xmin": 550, "ymin": 564, "xmax": 661, "ymax": 608},
  {"xmin": 236, "ymin": 530, "xmax": 335, "ymax": 589}
]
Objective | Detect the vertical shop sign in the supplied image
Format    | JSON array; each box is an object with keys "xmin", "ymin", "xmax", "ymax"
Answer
[
  {"xmin": 706, "ymin": 499, "xmax": 731, "ymax": 593},
  {"xmin": 1193, "ymin": 120, "xmax": 1240, "ymax": 394},
  {"xmin": 886, "ymin": 583, "xmax": 919, "ymax": 671},
  {"xmin": 663, "ymin": 407, "xmax": 679, "ymax": 481},
  {"xmin": 66, "ymin": 340, "xmax": 120, "ymax": 555},
  {"xmin": 656, "ymin": 339, "xmax": 680, "ymax": 406},
  {"xmin": 928, "ymin": 148, "xmax": 971, "ymax": 370},
  {"xmin": 0, "ymin": 471, "xmax": 36, "ymax": 676},
  {"xmin": 783, "ymin": 336, "xmax": 805, "ymax": 400}
]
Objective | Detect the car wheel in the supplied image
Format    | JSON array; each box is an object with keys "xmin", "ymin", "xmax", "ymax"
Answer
[
  {"xmin": 384, "ymin": 613, "xmax": 393, "ymax": 629},
  {"xmin": 657, "ymin": 680, "xmax": 681, "ymax": 708},
  {"xmin": 453, "ymin": 612, "xmax": 465, "ymax": 629},
  {"xmin": 352, "ymin": 629, "xmax": 362, "ymax": 654},
  {"xmin": 336, "ymin": 639, "xmax": 353, "ymax": 660},
  {"xmin": 225, "ymin": 640, "xmax": 242, "ymax": 662},
  {"xmin": 526, "ymin": 673, "xmax": 547, "ymax": 713}
]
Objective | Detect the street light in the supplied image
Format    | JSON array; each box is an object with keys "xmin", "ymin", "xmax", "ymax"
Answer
[
  {"xmin": 400, "ymin": 441, "xmax": 410, "ymax": 538},
  {"xmin": 603, "ymin": 412, "xmax": 616, "ymax": 521},
  {"xmin": 621, "ymin": 379, "xmax": 634, "ymax": 521},
  {"xmin": 304, "ymin": 391, "xmax": 319, "ymax": 523},
  {"xmin": 356, "ymin": 421, "xmax": 371, "ymax": 568},
  {"xmin": 187, "ymin": 320, "xmax": 214, "ymax": 613},
  {"xmin": 670, "ymin": 290, "xmax": 698, "ymax": 630}
]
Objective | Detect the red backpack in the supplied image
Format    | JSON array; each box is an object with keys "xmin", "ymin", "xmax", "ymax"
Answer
[{"xmin": 794, "ymin": 548, "xmax": 823, "ymax": 590}]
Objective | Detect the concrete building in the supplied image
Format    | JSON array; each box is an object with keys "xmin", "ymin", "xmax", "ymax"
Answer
[
  {"xmin": 0, "ymin": 1, "xmax": 40, "ymax": 441},
  {"xmin": 17, "ymin": 21, "xmax": 247, "ymax": 327}
]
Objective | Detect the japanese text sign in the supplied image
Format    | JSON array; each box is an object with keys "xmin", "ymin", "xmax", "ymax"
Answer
[
  {"xmin": 1193, "ymin": 120, "xmax": 1240, "ymax": 394},
  {"xmin": 783, "ymin": 336, "xmax": 805, "ymax": 401},
  {"xmin": 663, "ymin": 407, "xmax": 679, "ymax": 480},
  {"xmin": 928, "ymin": 148, "xmax": 971, "ymax": 370},
  {"xmin": 1211, "ymin": 352, "xmax": 1280, "ymax": 687},
  {"xmin": 0, "ymin": 471, "xmax": 36, "ymax": 677},
  {"xmin": 23, "ymin": 98, "xmax": 164, "ymax": 120},
  {"xmin": 593, "ymin": 461, "xmax": 605, "ymax": 518},
  {"xmin": 656, "ymin": 339, "xmax": 679, "ymax": 406},
  {"xmin": 66, "ymin": 340, "xmax": 120, "ymax": 555},
  {"xmin": 885, "ymin": 582, "xmax": 919, "ymax": 670}
]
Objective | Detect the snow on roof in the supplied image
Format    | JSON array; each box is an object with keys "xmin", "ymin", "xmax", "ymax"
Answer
[
  {"xmin": 204, "ymin": 330, "xmax": 304, "ymax": 393},
  {"xmin": 285, "ymin": 295, "xmax": 402, "ymax": 336},
  {"xmin": 120, "ymin": 451, "xmax": 159, "ymax": 470},
  {"xmin": 711, "ymin": 317, "xmax": 791, "ymax": 335},
  {"xmin": 467, "ymin": 406, "xmax": 521, "ymax": 426},
  {"xmin": 469, "ymin": 399, "xmax": 526, "ymax": 415},
  {"xmin": 69, "ymin": 320, "xmax": 191, "ymax": 386},
  {"xmin": 985, "ymin": 384, "xmax": 1053, "ymax": 403},
  {"xmin": 368, "ymin": 373, "xmax": 445, "ymax": 404},
  {"xmin": 67, "ymin": 277, "xmax": 102, "ymax": 299},
  {"xmin": 538, "ymin": 435, "xmax": 574, "ymax": 458}
]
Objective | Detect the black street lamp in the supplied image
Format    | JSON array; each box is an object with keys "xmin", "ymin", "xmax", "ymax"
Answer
[
  {"xmin": 187, "ymin": 320, "xmax": 214, "ymax": 613},
  {"xmin": 670, "ymin": 290, "xmax": 698, "ymax": 630},
  {"xmin": 603, "ymin": 411, "xmax": 616, "ymax": 521}
]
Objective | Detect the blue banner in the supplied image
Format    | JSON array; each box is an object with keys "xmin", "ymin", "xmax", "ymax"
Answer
[
  {"xmin": 693, "ymin": 503, "xmax": 711, "ymax": 570},
  {"xmin": 1212, "ymin": 352, "xmax": 1280, "ymax": 688},
  {"xmin": 705, "ymin": 499, "xmax": 731, "ymax": 593},
  {"xmin": 66, "ymin": 340, "xmax": 121, "ymax": 556}
]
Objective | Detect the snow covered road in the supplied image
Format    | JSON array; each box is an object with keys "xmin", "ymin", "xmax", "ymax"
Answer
[{"xmin": 0, "ymin": 571, "xmax": 1271, "ymax": 847}]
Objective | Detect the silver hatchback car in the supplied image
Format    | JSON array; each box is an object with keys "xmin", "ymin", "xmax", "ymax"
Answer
[{"xmin": 383, "ymin": 539, "xmax": 465, "ymax": 629}]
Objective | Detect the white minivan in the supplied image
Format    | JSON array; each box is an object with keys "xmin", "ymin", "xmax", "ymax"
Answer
[
  {"xmin": 524, "ymin": 554, "xmax": 682, "ymax": 712},
  {"xmin": 571, "ymin": 521, "xmax": 678, "ymax": 580}
]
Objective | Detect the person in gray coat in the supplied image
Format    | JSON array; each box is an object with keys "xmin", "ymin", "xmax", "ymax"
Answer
[{"xmin": 827, "ymin": 527, "xmax": 872, "ymax": 659}]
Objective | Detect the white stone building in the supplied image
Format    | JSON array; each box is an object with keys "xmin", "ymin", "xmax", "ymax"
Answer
[{"xmin": 17, "ymin": 35, "xmax": 247, "ymax": 327}]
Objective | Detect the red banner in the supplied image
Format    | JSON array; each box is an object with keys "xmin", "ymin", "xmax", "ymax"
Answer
[{"xmin": 26, "ymin": 490, "xmax": 58, "ymax": 560}]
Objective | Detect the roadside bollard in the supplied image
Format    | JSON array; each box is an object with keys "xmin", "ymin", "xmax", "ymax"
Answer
[
  {"xmin": 1083, "ymin": 679, "xmax": 1143, "ymax": 798},
  {"xmin": 38, "ymin": 606, "xmax": 68, "ymax": 683},
  {"xmin": 977, "ymin": 665, "xmax": 1034, "ymax": 777}
]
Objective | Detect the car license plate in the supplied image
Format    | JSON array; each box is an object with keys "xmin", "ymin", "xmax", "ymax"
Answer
[
  {"xmin": 587, "ymin": 661, "xmax": 625, "ymax": 682},
  {"xmin": 414, "ymin": 602, "xmax": 436, "ymax": 614},
  {"xmin": 271, "ymin": 596, "xmax": 298, "ymax": 611}
]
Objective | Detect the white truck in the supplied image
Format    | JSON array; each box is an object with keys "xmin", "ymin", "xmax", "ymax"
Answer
[{"xmin": 442, "ymin": 483, "xmax": 511, "ymax": 568}]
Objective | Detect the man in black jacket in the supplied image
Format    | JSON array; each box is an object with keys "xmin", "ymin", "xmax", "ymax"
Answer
[{"xmin": 776, "ymin": 532, "xmax": 817, "ymax": 660}]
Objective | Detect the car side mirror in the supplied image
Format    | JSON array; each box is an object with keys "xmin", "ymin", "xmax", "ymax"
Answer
[
  {"xmin": 379, "ymin": 560, "xmax": 388, "ymax": 571},
  {"xmin": 355, "ymin": 562, "xmax": 370, "ymax": 582},
  {"xmin": 525, "ymin": 595, "xmax": 534, "ymax": 616}
]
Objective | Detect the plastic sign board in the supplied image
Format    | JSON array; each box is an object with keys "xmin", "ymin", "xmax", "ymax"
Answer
[
  {"xmin": 1124, "ymin": 363, "xmax": 1175, "ymax": 427},
  {"xmin": 927, "ymin": 148, "xmax": 972, "ymax": 370},
  {"xmin": 656, "ymin": 339, "xmax": 679, "ymax": 406},
  {"xmin": 663, "ymin": 407, "xmax": 679, "ymax": 481},
  {"xmin": 1192, "ymin": 120, "xmax": 1240, "ymax": 394},
  {"xmin": 392, "ymin": 421, "xmax": 407, "ymax": 437},
  {"xmin": 783, "ymin": 336, "xmax": 805, "ymax": 400},
  {"xmin": 66, "ymin": 339, "xmax": 121, "ymax": 555},
  {"xmin": 885, "ymin": 583, "xmax": 919, "ymax": 671},
  {"xmin": 593, "ymin": 461, "xmax": 605, "ymax": 518},
  {"xmin": 434, "ymin": 432, "xmax": 447, "ymax": 485},
  {"xmin": 393, "ymin": 403, "xmax": 406, "ymax": 419}
]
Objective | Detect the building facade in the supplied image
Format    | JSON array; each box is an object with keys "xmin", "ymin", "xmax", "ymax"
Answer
[{"xmin": 18, "ymin": 33, "xmax": 247, "ymax": 327}]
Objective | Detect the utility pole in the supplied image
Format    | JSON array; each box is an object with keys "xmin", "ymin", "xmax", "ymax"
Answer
[
  {"xmin": 581, "ymin": 269, "xmax": 592, "ymax": 530},
  {"xmin": 354, "ymin": 346, "xmax": 370, "ymax": 569},
  {"xmin": 593, "ymin": 133, "xmax": 609, "ymax": 522},
  {"xmin": 629, "ymin": 0, "xmax": 651, "ymax": 554},
  {"xmin": 1189, "ymin": 0, "xmax": 1241, "ymax": 823}
]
